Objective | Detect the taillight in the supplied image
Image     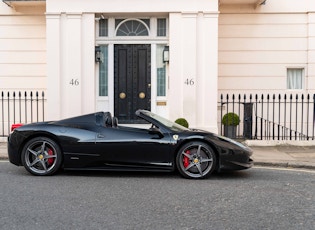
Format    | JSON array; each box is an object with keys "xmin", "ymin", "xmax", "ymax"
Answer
[{"xmin": 11, "ymin": 123, "xmax": 23, "ymax": 131}]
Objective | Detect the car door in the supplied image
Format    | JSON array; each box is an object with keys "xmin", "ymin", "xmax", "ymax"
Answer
[{"xmin": 94, "ymin": 126, "xmax": 173, "ymax": 170}]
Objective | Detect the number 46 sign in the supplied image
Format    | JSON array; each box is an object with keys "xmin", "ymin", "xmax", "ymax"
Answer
[
  {"xmin": 184, "ymin": 78, "xmax": 194, "ymax": 86},
  {"xmin": 69, "ymin": 79, "xmax": 79, "ymax": 86}
]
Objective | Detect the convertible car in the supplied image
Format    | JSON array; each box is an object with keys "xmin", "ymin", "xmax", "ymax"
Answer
[{"xmin": 7, "ymin": 110, "xmax": 253, "ymax": 179}]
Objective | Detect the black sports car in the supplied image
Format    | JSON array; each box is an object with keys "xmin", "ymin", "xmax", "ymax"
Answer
[{"xmin": 8, "ymin": 110, "xmax": 253, "ymax": 179}]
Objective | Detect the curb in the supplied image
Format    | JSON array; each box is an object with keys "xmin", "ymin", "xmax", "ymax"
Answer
[{"xmin": 254, "ymin": 161, "xmax": 315, "ymax": 170}]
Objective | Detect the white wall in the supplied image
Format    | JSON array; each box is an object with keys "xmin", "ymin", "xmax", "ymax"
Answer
[
  {"xmin": 0, "ymin": 4, "xmax": 46, "ymax": 93},
  {"xmin": 168, "ymin": 12, "xmax": 219, "ymax": 131},
  {"xmin": 47, "ymin": 0, "xmax": 217, "ymax": 13},
  {"xmin": 218, "ymin": 0, "xmax": 315, "ymax": 96},
  {"xmin": 46, "ymin": 0, "xmax": 220, "ymax": 133},
  {"xmin": 46, "ymin": 12, "xmax": 95, "ymax": 120}
]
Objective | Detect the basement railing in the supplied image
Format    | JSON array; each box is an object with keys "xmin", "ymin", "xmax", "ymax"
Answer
[{"xmin": 219, "ymin": 93, "xmax": 315, "ymax": 140}]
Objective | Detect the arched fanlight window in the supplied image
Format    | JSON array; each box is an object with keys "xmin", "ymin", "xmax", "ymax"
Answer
[{"xmin": 116, "ymin": 19, "xmax": 149, "ymax": 36}]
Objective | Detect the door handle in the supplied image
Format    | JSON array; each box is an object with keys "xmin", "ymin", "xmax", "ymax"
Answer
[
  {"xmin": 139, "ymin": 92, "xmax": 146, "ymax": 99},
  {"xmin": 97, "ymin": 133, "xmax": 105, "ymax": 138},
  {"xmin": 119, "ymin": 92, "xmax": 126, "ymax": 99}
]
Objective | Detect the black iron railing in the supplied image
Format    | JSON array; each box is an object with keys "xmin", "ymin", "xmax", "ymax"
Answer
[
  {"xmin": 2, "ymin": 91, "xmax": 315, "ymax": 140},
  {"xmin": 219, "ymin": 94, "xmax": 315, "ymax": 140},
  {"xmin": 1, "ymin": 91, "xmax": 46, "ymax": 137}
]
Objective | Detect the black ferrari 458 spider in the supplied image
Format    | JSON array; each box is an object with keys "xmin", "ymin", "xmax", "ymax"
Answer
[{"xmin": 8, "ymin": 110, "xmax": 253, "ymax": 179}]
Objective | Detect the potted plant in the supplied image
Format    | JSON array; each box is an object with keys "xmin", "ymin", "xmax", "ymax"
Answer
[
  {"xmin": 175, "ymin": 118, "xmax": 189, "ymax": 128},
  {"xmin": 222, "ymin": 112, "xmax": 240, "ymax": 138}
]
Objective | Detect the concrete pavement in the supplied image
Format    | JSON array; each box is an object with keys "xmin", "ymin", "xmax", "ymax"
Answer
[{"xmin": 1, "ymin": 141, "xmax": 315, "ymax": 170}]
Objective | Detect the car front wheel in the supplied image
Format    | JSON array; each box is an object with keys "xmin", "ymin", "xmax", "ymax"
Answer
[
  {"xmin": 176, "ymin": 141, "xmax": 216, "ymax": 179},
  {"xmin": 21, "ymin": 137, "xmax": 62, "ymax": 176}
]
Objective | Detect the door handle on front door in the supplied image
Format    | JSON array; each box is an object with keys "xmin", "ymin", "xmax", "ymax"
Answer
[{"xmin": 139, "ymin": 92, "xmax": 146, "ymax": 99}]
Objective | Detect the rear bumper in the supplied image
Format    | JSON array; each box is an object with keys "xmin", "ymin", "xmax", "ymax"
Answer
[{"xmin": 7, "ymin": 136, "xmax": 22, "ymax": 166}]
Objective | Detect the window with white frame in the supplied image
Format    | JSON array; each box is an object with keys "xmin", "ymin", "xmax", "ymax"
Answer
[
  {"xmin": 157, "ymin": 18, "xmax": 167, "ymax": 37},
  {"xmin": 287, "ymin": 68, "xmax": 304, "ymax": 90},
  {"xmin": 115, "ymin": 19, "xmax": 150, "ymax": 36},
  {"xmin": 99, "ymin": 45, "xmax": 108, "ymax": 96},
  {"xmin": 99, "ymin": 19, "xmax": 108, "ymax": 37},
  {"xmin": 156, "ymin": 45, "xmax": 166, "ymax": 96},
  {"xmin": 97, "ymin": 17, "xmax": 168, "ymax": 38}
]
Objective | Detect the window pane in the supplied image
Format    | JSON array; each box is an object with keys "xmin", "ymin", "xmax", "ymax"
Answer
[
  {"xmin": 99, "ymin": 46, "xmax": 108, "ymax": 96},
  {"xmin": 99, "ymin": 19, "xmax": 108, "ymax": 37},
  {"xmin": 287, "ymin": 68, "xmax": 303, "ymax": 89},
  {"xmin": 116, "ymin": 19, "xmax": 149, "ymax": 36},
  {"xmin": 157, "ymin": 18, "xmax": 166, "ymax": 37},
  {"xmin": 156, "ymin": 45, "xmax": 166, "ymax": 96}
]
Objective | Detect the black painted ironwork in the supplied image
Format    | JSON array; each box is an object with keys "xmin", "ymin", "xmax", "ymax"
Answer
[
  {"xmin": 0, "ymin": 91, "xmax": 46, "ymax": 137},
  {"xmin": 219, "ymin": 93, "xmax": 315, "ymax": 140}
]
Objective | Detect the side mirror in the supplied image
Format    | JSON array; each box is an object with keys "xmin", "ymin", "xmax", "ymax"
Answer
[{"xmin": 148, "ymin": 127, "xmax": 164, "ymax": 138}]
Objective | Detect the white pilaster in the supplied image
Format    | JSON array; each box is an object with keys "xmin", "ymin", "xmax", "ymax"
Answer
[
  {"xmin": 169, "ymin": 11, "xmax": 219, "ymax": 132},
  {"xmin": 81, "ymin": 13, "xmax": 96, "ymax": 114},
  {"xmin": 62, "ymin": 13, "xmax": 82, "ymax": 118},
  {"xmin": 197, "ymin": 12, "xmax": 219, "ymax": 133},
  {"xmin": 46, "ymin": 13, "xmax": 61, "ymax": 120}
]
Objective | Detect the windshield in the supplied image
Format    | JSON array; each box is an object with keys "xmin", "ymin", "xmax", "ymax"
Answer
[{"xmin": 140, "ymin": 110, "xmax": 189, "ymax": 132}]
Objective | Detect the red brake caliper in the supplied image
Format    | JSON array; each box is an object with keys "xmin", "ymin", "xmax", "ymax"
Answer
[
  {"xmin": 47, "ymin": 149, "xmax": 54, "ymax": 165},
  {"xmin": 183, "ymin": 150, "xmax": 190, "ymax": 168}
]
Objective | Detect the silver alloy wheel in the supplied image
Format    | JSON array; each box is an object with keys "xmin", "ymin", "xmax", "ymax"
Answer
[
  {"xmin": 22, "ymin": 137, "xmax": 61, "ymax": 176},
  {"xmin": 176, "ymin": 142, "xmax": 216, "ymax": 179}
]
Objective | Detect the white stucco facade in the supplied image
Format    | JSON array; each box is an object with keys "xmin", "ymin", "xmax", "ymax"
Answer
[
  {"xmin": 1, "ymin": 0, "xmax": 315, "ymax": 134},
  {"xmin": 44, "ymin": 0, "xmax": 219, "ymax": 132}
]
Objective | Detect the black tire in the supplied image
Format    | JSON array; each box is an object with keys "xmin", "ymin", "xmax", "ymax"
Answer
[
  {"xmin": 21, "ymin": 137, "xmax": 62, "ymax": 176},
  {"xmin": 176, "ymin": 141, "xmax": 216, "ymax": 179}
]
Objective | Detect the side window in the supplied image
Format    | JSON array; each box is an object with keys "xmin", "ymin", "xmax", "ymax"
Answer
[
  {"xmin": 156, "ymin": 45, "xmax": 167, "ymax": 96},
  {"xmin": 157, "ymin": 18, "xmax": 167, "ymax": 37},
  {"xmin": 99, "ymin": 19, "xmax": 108, "ymax": 37},
  {"xmin": 99, "ymin": 46, "xmax": 108, "ymax": 96},
  {"xmin": 287, "ymin": 68, "xmax": 304, "ymax": 90}
]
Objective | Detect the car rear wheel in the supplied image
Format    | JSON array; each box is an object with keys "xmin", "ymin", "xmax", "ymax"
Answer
[
  {"xmin": 176, "ymin": 142, "xmax": 216, "ymax": 179},
  {"xmin": 21, "ymin": 137, "xmax": 62, "ymax": 176}
]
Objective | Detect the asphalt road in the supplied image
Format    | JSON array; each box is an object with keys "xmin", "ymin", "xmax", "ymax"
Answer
[{"xmin": 0, "ymin": 162, "xmax": 314, "ymax": 230}]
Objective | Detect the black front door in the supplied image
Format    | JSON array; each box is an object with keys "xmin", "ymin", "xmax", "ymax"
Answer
[{"xmin": 114, "ymin": 44, "xmax": 151, "ymax": 123}]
